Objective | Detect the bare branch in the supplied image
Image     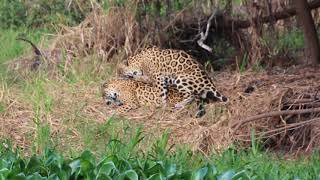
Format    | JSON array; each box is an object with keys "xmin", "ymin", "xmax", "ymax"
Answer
[
  {"xmin": 232, "ymin": 107, "xmax": 320, "ymax": 130},
  {"xmin": 197, "ymin": 9, "xmax": 221, "ymax": 52},
  {"xmin": 225, "ymin": 0, "xmax": 320, "ymax": 29}
]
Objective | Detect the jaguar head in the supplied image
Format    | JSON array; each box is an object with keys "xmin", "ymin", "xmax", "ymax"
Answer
[
  {"xmin": 102, "ymin": 82, "xmax": 124, "ymax": 106},
  {"xmin": 122, "ymin": 66, "xmax": 143, "ymax": 79}
]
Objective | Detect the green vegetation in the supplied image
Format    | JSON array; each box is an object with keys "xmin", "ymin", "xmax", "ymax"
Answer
[
  {"xmin": 261, "ymin": 28, "xmax": 305, "ymax": 58},
  {"xmin": 0, "ymin": 29, "xmax": 44, "ymax": 63},
  {"xmin": 0, "ymin": 0, "xmax": 93, "ymax": 29},
  {"xmin": 1, "ymin": 130, "xmax": 320, "ymax": 179}
]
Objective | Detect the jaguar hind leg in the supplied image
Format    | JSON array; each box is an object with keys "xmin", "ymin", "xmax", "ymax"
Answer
[
  {"xmin": 195, "ymin": 99, "xmax": 206, "ymax": 118},
  {"xmin": 172, "ymin": 77, "xmax": 196, "ymax": 109},
  {"xmin": 201, "ymin": 89, "xmax": 228, "ymax": 103},
  {"xmin": 174, "ymin": 93, "xmax": 195, "ymax": 109},
  {"xmin": 155, "ymin": 75, "xmax": 169, "ymax": 104}
]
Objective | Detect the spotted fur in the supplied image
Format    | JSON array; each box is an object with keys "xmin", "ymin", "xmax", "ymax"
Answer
[
  {"xmin": 120, "ymin": 47, "xmax": 228, "ymax": 109},
  {"xmin": 101, "ymin": 78, "xmax": 185, "ymax": 114}
]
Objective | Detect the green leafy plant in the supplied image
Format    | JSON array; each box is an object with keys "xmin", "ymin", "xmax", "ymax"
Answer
[
  {"xmin": 0, "ymin": 0, "xmax": 92, "ymax": 30},
  {"xmin": 1, "ymin": 131, "xmax": 320, "ymax": 180}
]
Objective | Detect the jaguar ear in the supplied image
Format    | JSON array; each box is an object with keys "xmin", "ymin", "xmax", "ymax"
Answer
[
  {"xmin": 123, "ymin": 59, "xmax": 128, "ymax": 66},
  {"xmin": 116, "ymin": 63, "xmax": 126, "ymax": 76},
  {"xmin": 101, "ymin": 82, "xmax": 108, "ymax": 97}
]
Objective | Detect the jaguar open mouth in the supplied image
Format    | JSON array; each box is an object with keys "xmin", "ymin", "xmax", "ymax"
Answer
[
  {"xmin": 105, "ymin": 97, "xmax": 123, "ymax": 106},
  {"xmin": 125, "ymin": 75, "xmax": 134, "ymax": 79}
]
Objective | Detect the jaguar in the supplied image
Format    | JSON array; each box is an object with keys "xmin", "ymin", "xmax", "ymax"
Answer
[
  {"xmin": 102, "ymin": 78, "xmax": 193, "ymax": 114},
  {"xmin": 119, "ymin": 47, "xmax": 228, "ymax": 109}
]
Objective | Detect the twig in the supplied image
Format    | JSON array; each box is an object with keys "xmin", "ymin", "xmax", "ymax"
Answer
[
  {"xmin": 261, "ymin": 118, "xmax": 319, "ymax": 137},
  {"xmin": 284, "ymin": 98, "xmax": 320, "ymax": 104},
  {"xmin": 163, "ymin": 7, "xmax": 189, "ymax": 32},
  {"xmin": 235, "ymin": 117, "xmax": 320, "ymax": 140},
  {"xmin": 306, "ymin": 132, "xmax": 320, "ymax": 152},
  {"xmin": 232, "ymin": 107, "xmax": 320, "ymax": 130}
]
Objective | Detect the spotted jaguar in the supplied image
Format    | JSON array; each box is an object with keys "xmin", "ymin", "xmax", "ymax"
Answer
[
  {"xmin": 119, "ymin": 47, "xmax": 228, "ymax": 109},
  {"xmin": 102, "ymin": 78, "xmax": 191, "ymax": 114}
]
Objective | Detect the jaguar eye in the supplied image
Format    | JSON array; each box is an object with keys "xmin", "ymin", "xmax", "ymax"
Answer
[{"xmin": 133, "ymin": 71, "xmax": 137, "ymax": 75}]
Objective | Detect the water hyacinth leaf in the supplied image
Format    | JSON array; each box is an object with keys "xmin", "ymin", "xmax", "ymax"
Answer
[
  {"xmin": 9, "ymin": 159, "xmax": 26, "ymax": 176},
  {"xmin": 48, "ymin": 174, "xmax": 61, "ymax": 180},
  {"xmin": 164, "ymin": 163, "xmax": 177, "ymax": 177},
  {"xmin": 69, "ymin": 159, "xmax": 81, "ymax": 175},
  {"xmin": 294, "ymin": 176, "xmax": 301, "ymax": 180},
  {"xmin": 80, "ymin": 159, "xmax": 94, "ymax": 174},
  {"xmin": 143, "ymin": 160, "xmax": 157, "ymax": 171},
  {"xmin": 25, "ymin": 172, "xmax": 46, "ymax": 180},
  {"xmin": 0, "ymin": 168, "xmax": 9, "ymax": 179},
  {"xmin": 145, "ymin": 162, "xmax": 164, "ymax": 175},
  {"xmin": 45, "ymin": 151, "xmax": 63, "ymax": 169},
  {"xmin": 118, "ymin": 158, "xmax": 133, "ymax": 171},
  {"xmin": 96, "ymin": 174, "xmax": 113, "ymax": 180},
  {"xmin": 233, "ymin": 170, "xmax": 249, "ymax": 179},
  {"xmin": 146, "ymin": 173, "xmax": 166, "ymax": 180},
  {"xmin": 80, "ymin": 150, "xmax": 96, "ymax": 164},
  {"xmin": 0, "ymin": 159, "xmax": 8, "ymax": 169},
  {"xmin": 206, "ymin": 164, "xmax": 218, "ymax": 178},
  {"xmin": 178, "ymin": 171, "xmax": 193, "ymax": 180},
  {"xmin": 135, "ymin": 168, "xmax": 147, "ymax": 179},
  {"xmin": 118, "ymin": 170, "xmax": 138, "ymax": 180},
  {"xmin": 97, "ymin": 157, "xmax": 108, "ymax": 167},
  {"xmin": 11, "ymin": 173, "xmax": 26, "ymax": 180},
  {"xmin": 192, "ymin": 167, "xmax": 208, "ymax": 180},
  {"xmin": 97, "ymin": 161, "xmax": 118, "ymax": 176},
  {"xmin": 146, "ymin": 173, "xmax": 159, "ymax": 180},
  {"xmin": 26, "ymin": 156, "xmax": 41, "ymax": 174},
  {"xmin": 217, "ymin": 170, "xmax": 236, "ymax": 180},
  {"xmin": 57, "ymin": 169, "xmax": 70, "ymax": 180}
]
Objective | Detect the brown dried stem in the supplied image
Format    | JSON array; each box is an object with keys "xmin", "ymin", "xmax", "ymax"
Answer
[{"xmin": 232, "ymin": 107, "xmax": 320, "ymax": 130}]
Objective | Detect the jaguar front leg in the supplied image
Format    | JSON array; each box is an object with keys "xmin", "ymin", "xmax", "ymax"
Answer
[
  {"xmin": 115, "ymin": 103, "xmax": 139, "ymax": 114},
  {"xmin": 195, "ymin": 99, "xmax": 206, "ymax": 118}
]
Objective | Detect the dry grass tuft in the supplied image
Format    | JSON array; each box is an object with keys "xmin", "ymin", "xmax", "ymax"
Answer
[
  {"xmin": 115, "ymin": 101, "xmax": 231, "ymax": 154},
  {"xmin": 6, "ymin": 3, "xmax": 143, "ymax": 76},
  {"xmin": 228, "ymin": 65, "xmax": 320, "ymax": 154},
  {"xmin": 0, "ymin": 92, "xmax": 33, "ymax": 151},
  {"xmin": 52, "ymin": 3, "xmax": 142, "ymax": 62}
]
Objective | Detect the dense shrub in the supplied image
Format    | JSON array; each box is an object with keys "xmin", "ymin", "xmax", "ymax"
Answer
[{"xmin": 0, "ymin": 0, "xmax": 93, "ymax": 29}]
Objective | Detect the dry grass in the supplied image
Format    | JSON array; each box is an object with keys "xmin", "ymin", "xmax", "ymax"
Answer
[
  {"xmin": 51, "ymin": 3, "xmax": 143, "ymax": 62},
  {"xmin": 1, "ymin": 64, "xmax": 232, "ymax": 155},
  {"xmin": 3, "ymin": 43, "xmax": 320, "ymax": 156},
  {"xmin": 227, "ymin": 65, "xmax": 320, "ymax": 154}
]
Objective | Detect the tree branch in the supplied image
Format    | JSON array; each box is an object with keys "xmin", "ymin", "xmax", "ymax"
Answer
[
  {"xmin": 223, "ymin": 0, "xmax": 320, "ymax": 29},
  {"xmin": 197, "ymin": 9, "xmax": 221, "ymax": 52},
  {"xmin": 232, "ymin": 107, "xmax": 320, "ymax": 130}
]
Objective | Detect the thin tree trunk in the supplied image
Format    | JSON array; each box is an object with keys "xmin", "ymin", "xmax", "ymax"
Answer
[{"xmin": 294, "ymin": 0, "xmax": 320, "ymax": 64}]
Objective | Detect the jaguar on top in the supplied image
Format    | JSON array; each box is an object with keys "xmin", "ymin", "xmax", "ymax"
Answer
[{"xmin": 120, "ymin": 46, "xmax": 228, "ymax": 109}]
